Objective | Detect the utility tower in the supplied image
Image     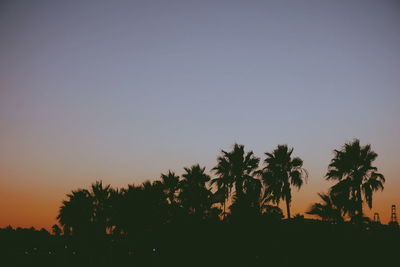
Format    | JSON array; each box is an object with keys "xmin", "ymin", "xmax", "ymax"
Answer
[
  {"xmin": 373, "ymin": 212, "xmax": 380, "ymax": 224},
  {"xmin": 390, "ymin": 205, "xmax": 399, "ymax": 225}
]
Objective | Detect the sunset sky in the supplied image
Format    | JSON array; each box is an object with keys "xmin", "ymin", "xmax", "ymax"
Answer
[{"xmin": 1, "ymin": 0, "xmax": 399, "ymax": 229}]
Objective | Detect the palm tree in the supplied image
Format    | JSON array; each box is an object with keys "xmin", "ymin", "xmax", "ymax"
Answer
[
  {"xmin": 51, "ymin": 224, "xmax": 62, "ymax": 236},
  {"xmin": 57, "ymin": 189, "xmax": 93, "ymax": 236},
  {"xmin": 111, "ymin": 180, "xmax": 169, "ymax": 239},
  {"xmin": 57, "ymin": 181, "xmax": 113, "ymax": 237},
  {"xmin": 306, "ymin": 192, "xmax": 344, "ymax": 222},
  {"xmin": 160, "ymin": 170, "xmax": 180, "ymax": 204},
  {"xmin": 326, "ymin": 139, "xmax": 385, "ymax": 220},
  {"xmin": 230, "ymin": 176, "xmax": 263, "ymax": 218},
  {"xmin": 115, "ymin": 184, "xmax": 142, "ymax": 235},
  {"xmin": 90, "ymin": 181, "xmax": 112, "ymax": 235},
  {"xmin": 263, "ymin": 205, "xmax": 284, "ymax": 220},
  {"xmin": 211, "ymin": 144, "xmax": 260, "ymax": 215},
  {"xmin": 179, "ymin": 164, "xmax": 211, "ymax": 217},
  {"xmin": 261, "ymin": 144, "xmax": 308, "ymax": 219},
  {"xmin": 243, "ymin": 175, "xmax": 263, "ymax": 211},
  {"xmin": 108, "ymin": 187, "xmax": 124, "ymax": 234},
  {"xmin": 140, "ymin": 180, "xmax": 169, "ymax": 225}
]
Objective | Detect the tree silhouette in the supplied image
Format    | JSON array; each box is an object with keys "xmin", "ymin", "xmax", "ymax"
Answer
[
  {"xmin": 263, "ymin": 205, "xmax": 284, "ymax": 220},
  {"xmin": 51, "ymin": 224, "xmax": 62, "ymax": 236},
  {"xmin": 115, "ymin": 181, "xmax": 168, "ymax": 236},
  {"xmin": 113, "ymin": 184, "xmax": 141, "ymax": 235},
  {"xmin": 57, "ymin": 189, "xmax": 93, "ymax": 236},
  {"xmin": 261, "ymin": 144, "xmax": 308, "ymax": 219},
  {"xmin": 140, "ymin": 180, "xmax": 169, "ymax": 226},
  {"xmin": 160, "ymin": 170, "xmax": 180, "ymax": 204},
  {"xmin": 90, "ymin": 181, "xmax": 113, "ymax": 236},
  {"xmin": 306, "ymin": 192, "xmax": 344, "ymax": 222},
  {"xmin": 326, "ymin": 139, "xmax": 385, "ymax": 221},
  {"xmin": 211, "ymin": 144, "xmax": 260, "ymax": 216},
  {"xmin": 230, "ymin": 173, "xmax": 264, "ymax": 218},
  {"xmin": 179, "ymin": 164, "xmax": 211, "ymax": 218},
  {"xmin": 108, "ymin": 187, "xmax": 124, "ymax": 235}
]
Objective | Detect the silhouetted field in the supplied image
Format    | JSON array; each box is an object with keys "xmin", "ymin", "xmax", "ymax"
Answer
[{"xmin": 1, "ymin": 220, "xmax": 399, "ymax": 267}]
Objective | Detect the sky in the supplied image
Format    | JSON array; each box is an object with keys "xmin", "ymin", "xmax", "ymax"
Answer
[{"xmin": 1, "ymin": 0, "xmax": 399, "ymax": 229}]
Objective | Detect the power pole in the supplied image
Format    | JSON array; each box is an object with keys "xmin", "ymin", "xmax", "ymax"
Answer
[
  {"xmin": 389, "ymin": 204, "xmax": 398, "ymax": 227},
  {"xmin": 391, "ymin": 205, "xmax": 398, "ymax": 223},
  {"xmin": 373, "ymin": 212, "xmax": 380, "ymax": 224}
]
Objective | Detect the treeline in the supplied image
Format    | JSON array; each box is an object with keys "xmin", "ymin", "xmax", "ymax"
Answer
[
  {"xmin": 56, "ymin": 139, "xmax": 386, "ymax": 237},
  {"xmin": 1, "ymin": 139, "xmax": 398, "ymax": 267}
]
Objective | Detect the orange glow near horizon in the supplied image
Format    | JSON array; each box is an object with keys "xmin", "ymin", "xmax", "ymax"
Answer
[{"xmin": 1, "ymin": 152, "xmax": 398, "ymax": 230}]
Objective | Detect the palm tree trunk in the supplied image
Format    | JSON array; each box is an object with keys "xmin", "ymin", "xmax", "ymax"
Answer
[
  {"xmin": 223, "ymin": 198, "xmax": 226, "ymax": 219},
  {"xmin": 356, "ymin": 189, "xmax": 363, "ymax": 219},
  {"xmin": 286, "ymin": 199, "xmax": 291, "ymax": 219},
  {"xmin": 235, "ymin": 181, "xmax": 242, "ymax": 200},
  {"xmin": 223, "ymin": 186, "xmax": 230, "ymax": 219}
]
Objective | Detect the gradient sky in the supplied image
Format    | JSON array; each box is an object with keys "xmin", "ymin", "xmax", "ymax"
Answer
[{"xmin": 1, "ymin": 0, "xmax": 399, "ymax": 229}]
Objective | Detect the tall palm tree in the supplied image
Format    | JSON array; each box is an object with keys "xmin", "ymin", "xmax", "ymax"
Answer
[
  {"xmin": 57, "ymin": 181, "xmax": 113, "ymax": 237},
  {"xmin": 108, "ymin": 187, "xmax": 124, "ymax": 235},
  {"xmin": 90, "ymin": 181, "xmax": 112, "ymax": 235},
  {"xmin": 115, "ymin": 184, "xmax": 142, "ymax": 235},
  {"xmin": 261, "ymin": 144, "xmax": 308, "ymax": 219},
  {"xmin": 306, "ymin": 192, "xmax": 344, "ymax": 222},
  {"xmin": 113, "ymin": 181, "xmax": 168, "ymax": 237},
  {"xmin": 160, "ymin": 170, "xmax": 180, "ymax": 204},
  {"xmin": 140, "ymin": 180, "xmax": 169, "ymax": 227},
  {"xmin": 211, "ymin": 144, "xmax": 260, "ymax": 214},
  {"xmin": 230, "ymin": 175, "xmax": 263, "ymax": 218},
  {"xmin": 57, "ymin": 189, "xmax": 93, "ymax": 236},
  {"xmin": 326, "ymin": 139, "xmax": 385, "ymax": 220},
  {"xmin": 179, "ymin": 164, "xmax": 211, "ymax": 217},
  {"xmin": 210, "ymin": 172, "xmax": 230, "ymax": 217}
]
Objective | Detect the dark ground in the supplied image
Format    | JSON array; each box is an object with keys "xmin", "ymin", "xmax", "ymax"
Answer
[{"xmin": 1, "ymin": 220, "xmax": 399, "ymax": 267}]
